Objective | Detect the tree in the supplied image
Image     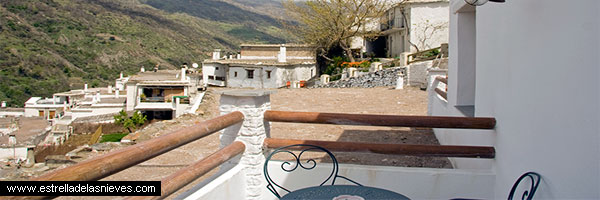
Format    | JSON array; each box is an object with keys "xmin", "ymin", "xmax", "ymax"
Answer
[
  {"xmin": 114, "ymin": 110, "xmax": 147, "ymax": 133},
  {"xmin": 283, "ymin": 0, "xmax": 388, "ymax": 62}
]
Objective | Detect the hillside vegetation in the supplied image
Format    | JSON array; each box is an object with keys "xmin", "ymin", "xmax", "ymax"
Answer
[{"xmin": 0, "ymin": 0, "xmax": 291, "ymax": 106}]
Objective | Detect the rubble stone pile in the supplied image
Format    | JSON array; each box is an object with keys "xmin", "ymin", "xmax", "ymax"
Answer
[{"xmin": 312, "ymin": 67, "xmax": 405, "ymax": 88}]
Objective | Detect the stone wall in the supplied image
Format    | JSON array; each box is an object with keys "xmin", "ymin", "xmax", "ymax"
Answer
[
  {"xmin": 407, "ymin": 58, "xmax": 448, "ymax": 88},
  {"xmin": 312, "ymin": 67, "xmax": 406, "ymax": 88}
]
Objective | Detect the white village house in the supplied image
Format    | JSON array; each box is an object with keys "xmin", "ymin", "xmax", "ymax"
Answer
[
  {"xmin": 382, "ymin": 0, "xmax": 449, "ymax": 58},
  {"xmin": 202, "ymin": 44, "xmax": 318, "ymax": 89},
  {"xmin": 351, "ymin": 0, "xmax": 449, "ymax": 59},
  {"xmin": 125, "ymin": 68, "xmax": 203, "ymax": 120}
]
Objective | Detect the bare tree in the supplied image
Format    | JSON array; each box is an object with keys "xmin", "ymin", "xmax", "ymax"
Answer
[
  {"xmin": 283, "ymin": 0, "xmax": 388, "ymax": 62},
  {"xmin": 412, "ymin": 19, "xmax": 448, "ymax": 51}
]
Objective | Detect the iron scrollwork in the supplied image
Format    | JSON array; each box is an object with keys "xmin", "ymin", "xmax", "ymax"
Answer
[
  {"xmin": 508, "ymin": 172, "xmax": 541, "ymax": 200},
  {"xmin": 264, "ymin": 144, "xmax": 362, "ymax": 198}
]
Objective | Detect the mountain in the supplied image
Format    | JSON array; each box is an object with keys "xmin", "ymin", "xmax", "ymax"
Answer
[{"xmin": 0, "ymin": 0, "xmax": 293, "ymax": 106}]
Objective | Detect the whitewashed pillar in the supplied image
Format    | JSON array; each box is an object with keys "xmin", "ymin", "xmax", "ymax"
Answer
[
  {"xmin": 219, "ymin": 90, "xmax": 274, "ymax": 200},
  {"xmin": 320, "ymin": 74, "xmax": 330, "ymax": 85},
  {"xmin": 396, "ymin": 72, "xmax": 404, "ymax": 90}
]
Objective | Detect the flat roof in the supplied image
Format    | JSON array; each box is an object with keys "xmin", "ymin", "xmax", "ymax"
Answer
[
  {"xmin": 99, "ymin": 97, "xmax": 127, "ymax": 104},
  {"xmin": 54, "ymin": 90, "xmax": 85, "ymax": 96},
  {"xmin": 203, "ymin": 59, "xmax": 316, "ymax": 66},
  {"xmin": 128, "ymin": 70, "xmax": 198, "ymax": 85},
  {"xmin": 0, "ymin": 117, "xmax": 49, "ymax": 146},
  {"xmin": 129, "ymin": 70, "xmax": 181, "ymax": 81},
  {"xmin": 240, "ymin": 44, "xmax": 315, "ymax": 48},
  {"xmin": 0, "ymin": 108, "xmax": 24, "ymax": 112}
]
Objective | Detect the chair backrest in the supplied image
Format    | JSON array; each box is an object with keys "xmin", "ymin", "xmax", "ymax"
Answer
[
  {"xmin": 508, "ymin": 172, "xmax": 541, "ymax": 200},
  {"xmin": 263, "ymin": 144, "xmax": 361, "ymax": 198}
]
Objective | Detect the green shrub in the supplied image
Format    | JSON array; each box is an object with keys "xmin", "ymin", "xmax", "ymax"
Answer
[{"xmin": 100, "ymin": 133, "xmax": 129, "ymax": 143}]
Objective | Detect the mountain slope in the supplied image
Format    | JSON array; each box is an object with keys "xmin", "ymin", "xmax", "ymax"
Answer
[{"xmin": 0, "ymin": 0, "xmax": 291, "ymax": 106}]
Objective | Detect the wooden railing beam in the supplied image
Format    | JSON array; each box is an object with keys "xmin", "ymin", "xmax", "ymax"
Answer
[
  {"xmin": 435, "ymin": 88, "xmax": 448, "ymax": 100},
  {"xmin": 264, "ymin": 110, "xmax": 495, "ymax": 129},
  {"xmin": 435, "ymin": 76, "xmax": 448, "ymax": 84},
  {"xmin": 264, "ymin": 138, "xmax": 495, "ymax": 158},
  {"xmin": 128, "ymin": 141, "xmax": 246, "ymax": 200},
  {"xmin": 32, "ymin": 111, "xmax": 244, "ymax": 182}
]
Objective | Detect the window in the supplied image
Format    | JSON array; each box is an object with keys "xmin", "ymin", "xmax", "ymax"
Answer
[
  {"xmin": 216, "ymin": 67, "xmax": 219, "ymax": 70},
  {"xmin": 208, "ymin": 75, "xmax": 215, "ymax": 80},
  {"xmin": 234, "ymin": 71, "xmax": 238, "ymax": 77},
  {"xmin": 266, "ymin": 70, "xmax": 271, "ymax": 79},
  {"xmin": 247, "ymin": 69, "xmax": 254, "ymax": 79}
]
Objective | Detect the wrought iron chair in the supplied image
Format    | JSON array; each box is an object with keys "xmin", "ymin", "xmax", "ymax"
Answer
[
  {"xmin": 263, "ymin": 144, "xmax": 362, "ymax": 198},
  {"xmin": 508, "ymin": 172, "xmax": 541, "ymax": 200},
  {"xmin": 451, "ymin": 172, "xmax": 541, "ymax": 200}
]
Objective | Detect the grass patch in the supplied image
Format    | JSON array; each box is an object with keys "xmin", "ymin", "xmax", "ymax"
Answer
[{"xmin": 100, "ymin": 133, "xmax": 129, "ymax": 143}]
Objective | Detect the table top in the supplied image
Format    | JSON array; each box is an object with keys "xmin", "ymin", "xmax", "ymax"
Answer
[{"xmin": 280, "ymin": 185, "xmax": 410, "ymax": 200}]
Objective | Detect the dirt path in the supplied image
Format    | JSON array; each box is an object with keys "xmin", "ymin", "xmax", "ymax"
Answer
[{"xmin": 52, "ymin": 87, "xmax": 449, "ymax": 199}]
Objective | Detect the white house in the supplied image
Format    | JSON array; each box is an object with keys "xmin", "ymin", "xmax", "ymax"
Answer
[
  {"xmin": 427, "ymin": 0, "xmax": 599, "ymax": 198},
  {"xmin": 381, "ymin": 0, "xmax": 449, "ymax": 58},
  {"xmin": 202, "ymin": 44, "xmax": 318, "ymax": 89},
  {"xmin": 24, "ymin": 97, "xmax": 66, "ymax": 120},
  {"xmin": 125, "ymin": 69, "xmax": 201, "ymax": 120}
]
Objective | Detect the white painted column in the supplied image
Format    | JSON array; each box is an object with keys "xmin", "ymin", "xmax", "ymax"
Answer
[
  {"xmin": 320, "ymin": 74, "xmax": 330, "ymax": 85},
  {"xmin": 219, "ymin": 90, "xmax": 273, "ymax": 200},
  {"xmin": 396, "ymin": 72, "xmax": 404, "ymax": 90}
]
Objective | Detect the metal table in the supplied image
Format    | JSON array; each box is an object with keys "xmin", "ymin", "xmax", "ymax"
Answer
[{"xmin": 280, "ymin": 185, "xmax": 410, "ymax": 200}]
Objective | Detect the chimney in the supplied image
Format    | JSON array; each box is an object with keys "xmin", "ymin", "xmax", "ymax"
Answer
[
  {"xmin": 108, "ymin": 85, "xmax": 112, "ymax": 94},
  {"xmin": 140, "ymin": 66, "xmax": 145, "ymax": 72},
  {"xmin": 212, "ymin": 49, "xmax": 221, "ymax": 60},
  {"xmin": 228, "ymin": 54, "xmax": 233, "ymax": 59},
  {"xmin": 1, "ymin": 101, "xmax": 6, "ymax": 108},
  {"xmin": 120, "ymin": 72, "xmax": 123, "ymax": 79},
  {"xmin": 115, "ymin": 90, "xmax": 119, "ymax": 98},
  {"xmin": 181, "ymin": 68, "xmax": 186, "ymax": 81},
  {"xmin": 237, "ymin": 54, "xmax": 241, "ymax": 59},
  {"xmin": 96, "ymin": 92, "xmax": 101, "ymax": 102},
  {"xmin": 84, "ymin": 84, "xmax": 88, "ymax": 91},
  {"xmin": 278, "ymin": 44, "xmax": 287, "ymax": 63}
]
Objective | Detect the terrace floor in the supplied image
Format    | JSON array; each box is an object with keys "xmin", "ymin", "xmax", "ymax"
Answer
[{"xmin": 55, "ymin": 86, "xmax": 449, "ymax": 199}]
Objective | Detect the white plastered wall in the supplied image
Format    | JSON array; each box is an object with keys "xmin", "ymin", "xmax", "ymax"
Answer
[
  {"xmin": 202, "ymin": 63, "xmax": 227, "ymax": 87},
  {"xmin": 226, "ymin": 65, "xmax": 316, "ymax": 89},
  {"xmin": 0, "ymin": 147, "xmax": 28, "ymax": 161},
  {"xmin": 432, "ymin": 0, "xmax": 600, "ymax": 198},
  {"xmin": 262, "ymin": 162, "xmax": 494, "ymax": 200},
  {"xmin": 409, "ymin": 3, "xmax": 449, "ymax": 52},
  {"xmin": 227, "ymin": 66, "xmax": 264, "ymax": 88},
  {"xmin": 475, "ymin": 1, "xmax": 600, "ymax": 198},
  {"xmin": 125, "ymin": 83, "xmax": 136, "ymax": 111}
]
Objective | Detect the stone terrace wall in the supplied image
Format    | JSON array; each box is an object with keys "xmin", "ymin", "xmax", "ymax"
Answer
[{"xmin": 312, "ymin": 67, "xmax": 405, "ymax": 88}]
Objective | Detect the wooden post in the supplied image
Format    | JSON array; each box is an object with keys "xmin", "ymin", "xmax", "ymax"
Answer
[{"xmin": 264, "ymin": 110, "xmax": 495, "ymax": 129}]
